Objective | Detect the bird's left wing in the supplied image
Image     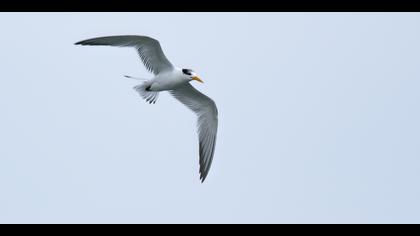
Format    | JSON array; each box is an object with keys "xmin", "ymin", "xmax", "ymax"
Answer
[
  {"xmin": 169, "ymin": 84, "xmax": 218, "ymax": 182},
  {"xmin": 75, "ymin": 35, "xmax": 174, "ymax": 75}
]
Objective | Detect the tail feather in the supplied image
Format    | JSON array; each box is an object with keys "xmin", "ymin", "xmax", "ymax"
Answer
[
  {"xmin": 124, "ymin": 75, "xmax": 147, "ymax": 81},
  {"xmin": 133, "ymin": 83, "xmax": 159, "ymax": 104}
]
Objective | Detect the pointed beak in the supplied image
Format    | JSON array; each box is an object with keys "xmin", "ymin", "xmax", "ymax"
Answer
[{"xmin": 192, "ymin": 76, "xmax": 204, "ymax": 83}]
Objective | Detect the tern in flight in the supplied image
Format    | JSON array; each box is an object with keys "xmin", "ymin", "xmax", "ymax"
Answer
[{"xmin": 75, "ymin": 35, "xmax": 218, "ymax": 182}]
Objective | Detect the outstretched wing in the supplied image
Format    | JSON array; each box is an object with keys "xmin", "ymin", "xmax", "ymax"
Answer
[
  {"xmin": 75, "ymin": 35, "xmax": 174, "ymax": 75},
  {"xmin": 169, "ymin": 84, "xmax": 218, "ymax": 182}
]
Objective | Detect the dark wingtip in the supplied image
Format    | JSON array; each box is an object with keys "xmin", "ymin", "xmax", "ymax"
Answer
[
  {"xmin": 75, "ymin": 40, "xmax": 87, "ymax": 45},
  {"xmin": 200, "ymin": 172, "xmax": 207, "ymax": 183}
]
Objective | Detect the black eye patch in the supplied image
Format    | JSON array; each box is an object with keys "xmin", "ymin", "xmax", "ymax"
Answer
[{"xmin": 182, "ymin": 69, "xmax": 192, "ymax": 75}]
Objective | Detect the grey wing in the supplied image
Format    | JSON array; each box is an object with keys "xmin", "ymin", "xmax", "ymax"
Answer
[
  {"xmin": 75, "ymin": 35, "xmax": 174, "ymax": 75},
  {"xmin": 169, "ymin": 84, "xmax": 218, "ymax": 182}
]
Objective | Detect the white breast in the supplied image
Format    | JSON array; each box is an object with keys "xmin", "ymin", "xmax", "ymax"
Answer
[{"xmin": 150, "ymin": 69, "xmax": 186, "ymax": 91}]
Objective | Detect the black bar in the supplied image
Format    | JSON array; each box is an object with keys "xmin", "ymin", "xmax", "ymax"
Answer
[{"xmin": 0, "ymin": 0, "xmax": 418, "ymax": 12}]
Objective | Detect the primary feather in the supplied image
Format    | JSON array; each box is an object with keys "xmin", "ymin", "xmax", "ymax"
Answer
[
  {"xmin": 170, "ymin": 84, "xmax": 218, "ymax": 182},
  {"xmin": 75, "ymin": 35, "xmax": 174, "ymax": 75}
]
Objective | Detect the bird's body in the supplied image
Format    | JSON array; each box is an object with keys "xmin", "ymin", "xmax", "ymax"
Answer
[
  {"xmin": 147, "ymin": 68, "xmax": 189, "ymax": 91},
  {"xmin": 75, "ymin": 35, "xmax": 218, "ymax": 182}
]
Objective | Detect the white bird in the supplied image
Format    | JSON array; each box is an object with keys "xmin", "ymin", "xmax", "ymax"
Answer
[{"xmin": 75, "ymin": 35, "xmax": 218, "ymax": 182}]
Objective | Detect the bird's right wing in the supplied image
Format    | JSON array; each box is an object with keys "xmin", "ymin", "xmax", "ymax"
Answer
[
  {"xmin": 75, "ymin": 35, "xmax": 174, "ymax": 75},
  {"xmin": 169, "ymin": 84, "xmax": 218, "ymax": 182}
]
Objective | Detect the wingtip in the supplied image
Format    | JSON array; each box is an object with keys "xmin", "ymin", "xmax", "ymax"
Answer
[
  {"xmin": 199, "ymin": 172, "xmax": 208, "ymax": 183},
  {"xmin": 74, "ymin": 40, "xmax": 87, "ymax": 45}
]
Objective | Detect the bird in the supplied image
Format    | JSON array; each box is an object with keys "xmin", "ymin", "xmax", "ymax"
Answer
[{"xmin": 75, "ymin": 35, "xmax": 218, "ymax": 182}]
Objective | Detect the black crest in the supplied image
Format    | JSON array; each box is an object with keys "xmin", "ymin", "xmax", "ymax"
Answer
[{"xmin": 182, "ymin": 68, "xmax": 193, "ymax": 76}]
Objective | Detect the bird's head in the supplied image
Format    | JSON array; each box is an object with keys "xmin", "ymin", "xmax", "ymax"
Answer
[{"xmin": 182, "ymin": 68, "xmax": 203, "ymax": 83}]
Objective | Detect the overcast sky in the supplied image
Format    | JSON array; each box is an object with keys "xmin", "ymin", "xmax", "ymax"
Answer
[{"xmin": 0, "ymin": 13, "xmax": 419, "ymax": 223}]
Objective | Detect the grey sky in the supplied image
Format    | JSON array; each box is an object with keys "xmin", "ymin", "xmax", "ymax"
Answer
[{"xmin": 0, "ymin": 13, "xmax": 419, "ymax": 223}]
